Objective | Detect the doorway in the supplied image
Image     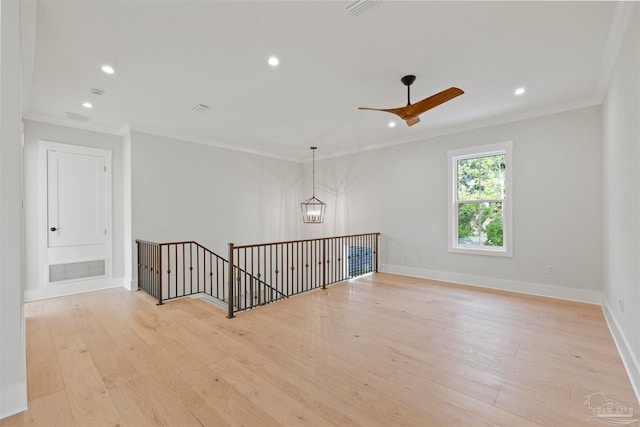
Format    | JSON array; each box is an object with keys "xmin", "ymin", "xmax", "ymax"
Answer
[{"xmin": 38, "ymin": 141, "xmax": 113, "ymax": 291}]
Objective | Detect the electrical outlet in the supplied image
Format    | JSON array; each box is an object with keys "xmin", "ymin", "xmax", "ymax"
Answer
[
  {"xmin": 547, "ymin": 265, "xmax": 555, "ymax": 275},
  {"xmin": 619, "ymin": 299, "xmax": 624, "ymax": 313}
]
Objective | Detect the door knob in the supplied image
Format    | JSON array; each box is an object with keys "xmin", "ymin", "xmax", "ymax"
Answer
[{"xmin": 50, "ymin": 227, "xmax": 59, "ymax": 232}]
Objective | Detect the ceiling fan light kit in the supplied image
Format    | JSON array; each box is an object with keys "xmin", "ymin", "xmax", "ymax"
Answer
[{"xmin": 359, "ymin": 75, "xmax": 464, "ymax": 126}]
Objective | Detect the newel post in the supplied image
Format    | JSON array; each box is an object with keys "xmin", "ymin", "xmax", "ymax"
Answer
[
  {"xmin": 135, "ymin": 240, "xmax": 141, "ymax": 291},
  {"xmin": 227, "ymin": 243, "xmax": 235, "ymax": 319},
  {"xmin": 374, "ymin": 233, "xmax": 379, "ymax": 273},
  {"xmin": 157, "ymin": 244, "xmax": 163, "ymax": 306}
]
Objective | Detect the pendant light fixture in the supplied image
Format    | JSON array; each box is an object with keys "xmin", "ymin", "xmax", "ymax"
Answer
[{"xmin": 300, "ymin": 146, "xmax": 326, "ymax": 223}]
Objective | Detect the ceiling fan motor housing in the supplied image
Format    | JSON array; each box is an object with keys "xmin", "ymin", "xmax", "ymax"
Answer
[{"xmin": 401, "ymin": 75, "xmax": 416, "ymax": 86}]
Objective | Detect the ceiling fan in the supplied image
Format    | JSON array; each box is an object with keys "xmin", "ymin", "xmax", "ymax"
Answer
[{"xmin": 359, "ymin": 75, "xmax": 464, "ymax": 126}]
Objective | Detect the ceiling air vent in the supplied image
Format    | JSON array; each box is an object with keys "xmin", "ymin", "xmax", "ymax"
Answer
[
  {"xmin": 191, "ymin": 104, "xmax": 209, "ymax": 113},
  {"xmin": 345, "ymin": 0, "xmax": 381, "ymax": 17},
  {"xmin": 64, "ymin": 112, "xmax": 91, "ymax": 122}
]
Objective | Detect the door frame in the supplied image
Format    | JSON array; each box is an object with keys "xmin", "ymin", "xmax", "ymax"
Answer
[{"xmin": 38, "ymin": 140, "xmax": 113, "ymax": 287}]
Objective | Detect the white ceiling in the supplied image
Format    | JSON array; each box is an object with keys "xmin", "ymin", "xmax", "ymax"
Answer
[{"xmin": 23, "ymin": 1, "xmax": 629, "ymax": 162}]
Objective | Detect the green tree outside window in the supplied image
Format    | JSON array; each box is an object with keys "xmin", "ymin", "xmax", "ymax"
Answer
[{"xmin": 456, "ymin": 154, "xmax": 505, "ymax": 247}]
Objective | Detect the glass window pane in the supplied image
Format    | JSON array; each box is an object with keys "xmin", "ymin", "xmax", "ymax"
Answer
[
  {"xmin": 457, "ymin": 158, "xmax": 479, "ymax": 200},
  {"xmin": 449, "ymin": 143, "xmax": 511, "ymax": 256},
  {"xmin": 458, "ymin": 203, "xmax": 480, "ymax": 246},
  {"xmin": 480, "ymin": 202, "xmax": 503, "ymax": 247},
  {"xmin": 479, "ymin": 155, "xmax": 505, "ymax": 200}
]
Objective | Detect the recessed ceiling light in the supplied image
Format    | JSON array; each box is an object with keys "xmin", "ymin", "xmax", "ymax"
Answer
[
  {"xmin": 101, "ymin": 65, "xmax": 115, "ymax": 74},
  {"xmin": 268, "ymin": 56, "xmax": 279, "ymax": 67},
  {"xmin": 514, "ymin": 87, "xmax": 526, "ymax": 96},
  {"xmin": 82, "ymin": 102, "xmax": 93, "ymax": 109},
  {"xmin": 388, "ymin": 121, "xmax": 396, "ymax": 128}
]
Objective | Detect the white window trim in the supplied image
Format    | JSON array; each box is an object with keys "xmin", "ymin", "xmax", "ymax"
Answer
[{"xmin": 447, "ymin": 141, "xmax": 513, "ymax": 257}]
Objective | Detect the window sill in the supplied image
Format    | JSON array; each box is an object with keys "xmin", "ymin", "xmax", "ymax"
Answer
[{"xmin": 449, "ymin": 246, "xmax": 512, "ymax": 258}]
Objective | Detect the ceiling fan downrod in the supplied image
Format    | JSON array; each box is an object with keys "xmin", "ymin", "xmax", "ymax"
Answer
[{"xmin": 401, "ymin": 75, "xmax": 416, "ymax": 106}]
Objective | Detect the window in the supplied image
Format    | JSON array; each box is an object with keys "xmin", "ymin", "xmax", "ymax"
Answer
[{"xmin": 448, "ymin": 141, "xmax": 512, "ymax": 257}]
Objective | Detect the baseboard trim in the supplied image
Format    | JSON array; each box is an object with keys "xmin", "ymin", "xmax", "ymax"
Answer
[
  {"xmin": 128, "ymin": 279, "xmax": 138, "ymax": 291},
  {"xmin": 602, "ymin": 296, "xmax": 640, "ymax": 405},
  {"xmin": 380, "ymin": 264, "xmax": 603, "ymax": 305},
  {"xmin": 24, "ymin": 277, "xmax": 125, "ymax": 302},
  {"xmin": 0, "ymin": 382, "xmax": 27, "ymax": 420}
]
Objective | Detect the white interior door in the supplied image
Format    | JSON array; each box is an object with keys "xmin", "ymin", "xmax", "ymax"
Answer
[{"xmin": 47, "ymin": 150, "xmax": 106, "ymax": 247}]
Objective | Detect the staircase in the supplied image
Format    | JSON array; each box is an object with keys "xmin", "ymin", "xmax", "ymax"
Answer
[{"xmin": 136, "ymin": 233, "xmax": 379, "ymax": 317}]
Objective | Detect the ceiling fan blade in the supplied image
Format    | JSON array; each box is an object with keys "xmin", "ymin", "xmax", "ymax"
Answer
[
  {"xmin": 358, "ymin": 106, "xmax": 415, "ymax": 120},
  {"xmin": 358, "ymin": 107, "xmax": 410, "ymax": 126},
  {"xmin": 403, "ymin": 87, "xmax": 464, "ymax": 117},
  {"xmin": 358, "ymin": 106, "xmax": 402, "ymax": 113},
  {"xmin": 358, "ymin": 107, "xmax": 420, "ymax": 126}
]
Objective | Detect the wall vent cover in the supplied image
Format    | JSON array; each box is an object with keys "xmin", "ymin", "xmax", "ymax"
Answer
[
  {"xmin": 191, "ymin": 104, "xmax": 209, "ymax": 113},
  {"xmin": 345, "ymin": 0, "xmax": 381, "ymax": 17},
  {"xmin": 64, "ymin": 112, "xmax": 91, "ymax": 122},
  {"xmin": 49, "ymin": 260, "xmax": 106, "ymax": 283}
]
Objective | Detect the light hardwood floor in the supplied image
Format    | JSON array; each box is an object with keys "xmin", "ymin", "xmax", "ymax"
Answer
[{"xmin": 1, "ymin": 273, "xmax": 637, "ymax": 426}]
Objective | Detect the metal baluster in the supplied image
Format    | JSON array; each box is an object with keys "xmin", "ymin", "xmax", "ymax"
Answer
[
  {"xmin": 227, "ymin": 243, "xmax": 234, "ymax": 318},
  {"xmin": 158, "ymin": 245, "xmax": 163, "ymax": 305},
  {"xmin": 196, "ymin": 244, "xmax": 200, "ymax": 294},
  {"xmin": 296, "ymin": 242, "xmax": 304, "ymax": 292}
]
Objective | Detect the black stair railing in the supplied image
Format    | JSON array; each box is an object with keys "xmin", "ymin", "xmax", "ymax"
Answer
[
  {"xmin": 227, "ymin": 232, "xmax": 380, "ymax": 318},
  {"xmin": 136, "ymin": 240, "xmax": 283, "ymax": 308}
]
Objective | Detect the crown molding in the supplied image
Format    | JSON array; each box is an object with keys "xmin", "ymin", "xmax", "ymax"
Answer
[
  {"xmin": 22, "ymin": 112, "xmax": 127, "ymax": 136},
  {"xmin": 127, "ymin": 124, "xmax": 301, "ymax": 163}
]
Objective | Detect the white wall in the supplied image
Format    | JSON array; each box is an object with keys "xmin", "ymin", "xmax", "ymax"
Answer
[
  {"xmin": 312, "ymin": 106, "xmax": 604, "ymax": 303},
  {"xmin": 130, "ymin": 131, "xmax": 300, "ymax": 278},
  {"xmin": 602, "ymin": 5, "xmax": 640, "ymax": 398},
  {"xmin": 0, "ymin": 0, "xmax": 28, "ymax": 417},
  {"xmin": 22, "ymin": 120, "xmax": 126, "ymax": 295}
]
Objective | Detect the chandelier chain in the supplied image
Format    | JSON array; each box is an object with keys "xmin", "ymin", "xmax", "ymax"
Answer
[{"xmin": 312, "ymin": 147, "xmax": 316, "ymax": 197}]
